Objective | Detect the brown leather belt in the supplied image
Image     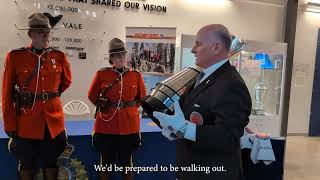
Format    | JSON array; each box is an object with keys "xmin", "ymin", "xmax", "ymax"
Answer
[
  {"xmin": 98, "ymin": 99, "xmax": 137, "ymax": 113},
  {"xmin": 20, "ymin": 91, "xmax": 60, "ymax": 105},
  {"xmin": 34, "ymin": 92, "xmax": 60, "ymax": 101}
]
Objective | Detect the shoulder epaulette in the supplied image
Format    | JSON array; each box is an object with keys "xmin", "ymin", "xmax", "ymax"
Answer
[
  {"xmin": 49, "ymin": 47, "xmax": 63, "ymax": 53},
  {"xmin": 130, "ymin": 69, "xmax": 141, "ymax": 74},
  {"xmin": 99, "ymin": 67, "xmax": 112, "ymax": 72},
  {"xmin": 10, "ymin": 47, "xmax": 26, "ymax": 53}
]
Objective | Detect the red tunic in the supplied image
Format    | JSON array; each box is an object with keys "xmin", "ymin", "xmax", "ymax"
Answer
[
  {"xmin": 2, "ymin": 46, "xmax": 72, "ymax": 139},
  {"xmin": 88, "ymin": 67, "xmax": 146, "ymax": 135}
]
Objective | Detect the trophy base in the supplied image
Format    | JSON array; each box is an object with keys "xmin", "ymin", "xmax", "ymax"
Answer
[{"xmin": 251, "ymin": 108, "xmax": 265, "ymax": 116}]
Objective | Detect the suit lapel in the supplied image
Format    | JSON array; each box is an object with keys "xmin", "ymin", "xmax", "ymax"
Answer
[{"xmin": 186, "ymin": 61, "xmax": 232, "ymax": 102}]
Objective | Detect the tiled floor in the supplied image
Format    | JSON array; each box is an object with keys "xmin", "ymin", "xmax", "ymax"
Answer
[{"xmin": 284, "ymin": 136, "xmax": 320, "ymax": 180}]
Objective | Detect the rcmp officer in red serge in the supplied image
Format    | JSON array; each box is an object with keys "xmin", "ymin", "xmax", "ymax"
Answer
[
  {"xmin": 153, "ymin": 24, "xmax": 252, "ymax": 180},
  {"xmin": 1, "ymin": 13, "xmax": 71, "ymax": 179},
  {"xmin": 88, "ymin": 38, "xmax": 146, "ymax": 180}
]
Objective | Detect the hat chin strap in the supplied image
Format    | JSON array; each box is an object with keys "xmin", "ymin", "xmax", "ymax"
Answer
[
  {"xmin": 113, "ymin": 65, "xmax": 126, "ymax": 69},
  {"xmin": 31, "ymin": 41, "xmax": 49, "ymax": 50}
]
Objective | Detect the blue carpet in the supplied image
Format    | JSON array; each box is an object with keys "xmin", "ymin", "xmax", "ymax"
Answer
[{"xmin": 0, "ymin": 133, "xmax": 176, "ymax": 180}]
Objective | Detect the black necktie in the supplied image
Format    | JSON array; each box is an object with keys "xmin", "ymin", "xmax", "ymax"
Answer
[{"xmin": 194, "ymin": 71, "xmax": 205, "ymax": 88}]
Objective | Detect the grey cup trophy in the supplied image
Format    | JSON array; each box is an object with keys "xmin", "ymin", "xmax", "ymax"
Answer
[{"xmin": 141, "ymin": 35, "xmax": 246, "ymax": 128}]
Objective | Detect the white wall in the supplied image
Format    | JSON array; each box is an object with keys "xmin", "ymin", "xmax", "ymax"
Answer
[
  {"xmin": 0, "ymin": 0, "xmax": 286, "ymax": 119},
  {"xmin": 287, "ymin": 0, "xmax": 320, "ymax": 134}
]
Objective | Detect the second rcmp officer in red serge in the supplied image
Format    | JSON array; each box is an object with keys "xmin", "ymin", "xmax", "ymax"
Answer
[
  {"xmin": 88, "ymin": 38, "xmax": 146, "ymax": 180},
  {"xmin": 1, "ymin": 13, "xmax": 71, "ymax": 179}
]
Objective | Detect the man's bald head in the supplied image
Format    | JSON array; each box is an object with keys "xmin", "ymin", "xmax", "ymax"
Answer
[
  {"xmin": 192, "ymin": 24, "xmax": 232, "ymax": 68},
  {"xmin": 198, "ymin": 24, "xmax": 232, "ymax": 51}
]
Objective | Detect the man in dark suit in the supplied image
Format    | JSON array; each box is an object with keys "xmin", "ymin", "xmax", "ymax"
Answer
[{"xmin": 153, "ymin": 24, "xmax": 252, "ymax": 180}]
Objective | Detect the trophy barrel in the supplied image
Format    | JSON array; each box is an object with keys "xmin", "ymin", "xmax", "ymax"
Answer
[{"xmin": 141, "ymin": 66, "xmax": 201, "ymax": 128}]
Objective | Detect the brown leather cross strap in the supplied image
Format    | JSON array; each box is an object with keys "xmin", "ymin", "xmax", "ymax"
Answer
[
  {"xmin": 94, "ymin": 69, "xmax": 130, "ymax": 117},
  {"xmin": 98, "ymin": 69, "xmax": 130, "ymax": 99},
  {"xmin": 23, "ymin": 47, "xmax": 52, "ymax": 89},
  {"xmin": 99, "ymin": 77, "xmax": 120, "ymax": 98}
]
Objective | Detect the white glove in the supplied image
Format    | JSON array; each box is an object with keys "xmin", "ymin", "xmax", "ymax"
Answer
[
  {"xmin": 153, "ymin": 100, "xmax": 186, "ymax": 133},
  {"xmin": 153, "ymin": 100, "xmax": 196, "ymax": 141},
  {"xmin": 161, "ymin": 126, "xmax": 177, "ymax": 141}
]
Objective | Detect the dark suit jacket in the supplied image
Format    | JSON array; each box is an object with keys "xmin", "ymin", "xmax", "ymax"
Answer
[{"xmin": 177, "ymin": 61, "xmax": 252, "ymax": 180}]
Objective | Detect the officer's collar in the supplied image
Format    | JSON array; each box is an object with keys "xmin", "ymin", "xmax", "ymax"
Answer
[
  {"xmin": 27, "ymin": 44, "xmax": 51, "ymax": 55},
  {"xmin": 112, "ymin": 66, "xmax": 129, "ymax": 74}
]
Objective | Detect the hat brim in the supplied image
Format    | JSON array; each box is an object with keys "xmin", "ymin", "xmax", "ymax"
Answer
[{"xmin": 109, "ymin": 50, "xmax": 127, "ymax": 55}]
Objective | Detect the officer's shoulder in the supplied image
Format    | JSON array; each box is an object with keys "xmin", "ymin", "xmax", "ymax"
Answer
[
  {"xmin": 98, "ymin": 67, "xmax": 112, "ymax": 72},
  {"xmin": 50, "ymin": 47, "xmax": 64, "ymax": 54},
  {"xmin": 9, "ymin": 47, "xmax": 26, "ymax": 53},
  {"xmin": 129, "ymin": 69, "xmax": 141, "ymax": 75}
]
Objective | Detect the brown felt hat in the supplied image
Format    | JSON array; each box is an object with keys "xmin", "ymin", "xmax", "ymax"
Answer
[
  {"xmin": 108, "ymin": 38, "xmax": 127, "ymax": 55},
  {"xmin": 18, "ymin": 13, "xmax": 61, "ymax": 30}
]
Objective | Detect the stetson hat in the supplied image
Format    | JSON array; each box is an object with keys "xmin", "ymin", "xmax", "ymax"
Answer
[
  {"xmin": 43, "ymin": 13, "xmax": 63, "ymax": 28},
  {"xmin": 18, "ymin": 12, "xmax": 61, "ymax": 30},
  {"xmin": 108, "ymin": 38, "xmax": 127, "ymax": 55}
]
